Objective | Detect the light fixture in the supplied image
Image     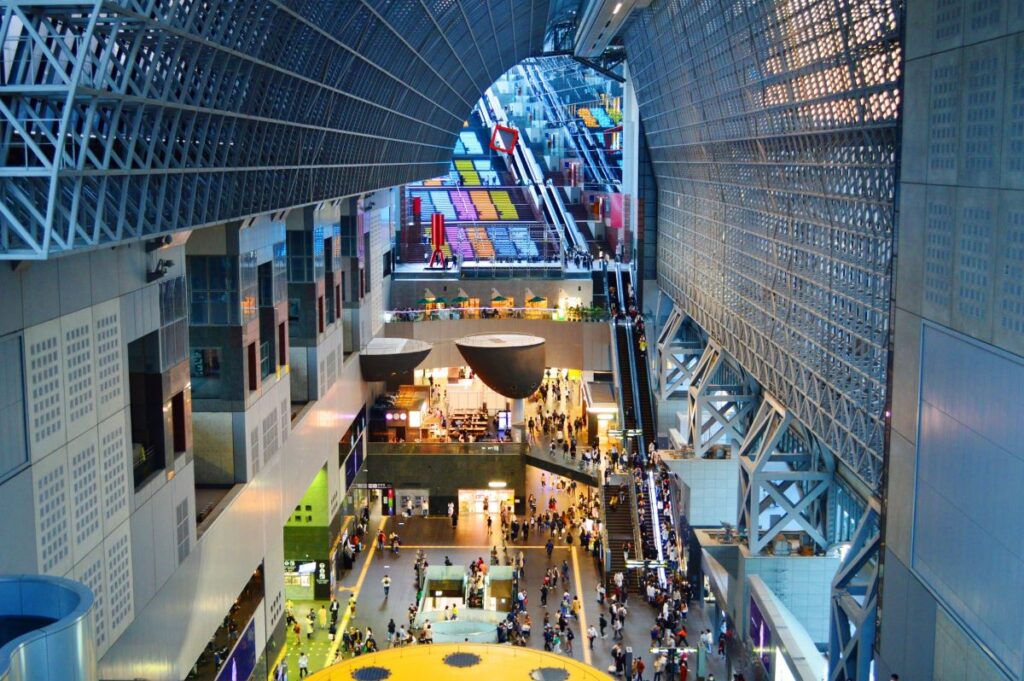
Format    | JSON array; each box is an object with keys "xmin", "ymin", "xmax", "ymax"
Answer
[
  {"xmin": 487, "ymin": 481, "xmax": 507, "ymax": 489},
  {"xmin": 613, "ymin": 2, "xmax": 623, "ymax": 14}
]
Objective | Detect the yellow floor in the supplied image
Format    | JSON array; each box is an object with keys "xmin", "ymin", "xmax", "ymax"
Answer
[{"xmin": 305, "ymin": 643, "xmax": 613, "ymax": 680}]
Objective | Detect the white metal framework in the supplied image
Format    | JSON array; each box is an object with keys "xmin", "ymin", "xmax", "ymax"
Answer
[
  {"xmin": 654, "ymin": 306, "xmax": 704, "ymax": 401},
  {"xmin": 687, "ymin": 342, "xmax": 758, "ymax": 459},
  {"xmin": 738, "ymin": 395, "xmax": 835, "ymax": 555},
  {"xmin": 0, "ymin": 0, "xmax": 551, "ymax": 259},
  {"xmin": 829, "ymin": 506, "xmax": 880, "ymax": 681}
]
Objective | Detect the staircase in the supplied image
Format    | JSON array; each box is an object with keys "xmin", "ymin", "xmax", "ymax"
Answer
[{"xmin": 603, "ymin": 481, "xmax": 637, "ymax": 592}]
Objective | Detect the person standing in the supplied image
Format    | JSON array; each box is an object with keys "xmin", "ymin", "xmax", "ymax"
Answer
[
  {"xmin": 329, "ymin": 598, "xmax": 340, "ymax": 624},
  {"xmin": 382, "ymin": 574, "xmax": 392, "ymax": 599},
  {"xmin": 297, "ymin": 651, "xmax": 309, "ymax": 679},
  {"xmin": 318, "ymin": 605, "xmax": 327, "ymax": 630},
  {"xmin": 275, "ymin": 660, "xmax": 289, "ymax": 681}
]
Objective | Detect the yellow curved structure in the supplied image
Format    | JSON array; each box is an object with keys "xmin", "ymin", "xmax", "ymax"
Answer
[{"xmin": 305, "ymin": 643, "xmax": 613, "ymax": 681}]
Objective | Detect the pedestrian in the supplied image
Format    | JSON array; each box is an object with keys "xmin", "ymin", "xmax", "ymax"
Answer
[
  {"xmin": 292, "ymin": 620, "xmax": 301, "ymax": 644},
  {"xmin": 382, "ymin": 574, "xmax": 392, "ymax": 599},
  {"xmin": 305, "ymin": 617, "xmax": 314, "ymax": 640},
  {"xmin": 599, "ymin": 612, "xmax": 608, "ymax": 638},
  {"xmin": 587, "ymin": 624, "xmax": 597, "ymax": 649},
  {"xmin": 275, "ymin": 660, "xmax": 289, "ymax": 681},
  {"xmin": 297, "ymin": 651, "xmax": 309, "ymax": 678},
  {"xmin": 546, "ymin": 538, "xmax": 554, "ymax": 559},
  {"xmin": 653, "ymin": 654, "xmax": 665, "ymax": 681},
  {"xmin": 318, "ymin": 605, "xmax": 327, "ymax": 630}
]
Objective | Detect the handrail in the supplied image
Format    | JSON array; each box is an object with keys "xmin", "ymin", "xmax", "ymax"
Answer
[
  {"xmin": 368, "ymin": 442, "xmax": 526, "ymax": 456},
  {"xmin": 383, "ymin": 306, "xmax": 609, "ymax": 323}
]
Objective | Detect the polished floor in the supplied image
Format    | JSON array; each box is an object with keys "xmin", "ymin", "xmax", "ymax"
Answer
[{"xmin": 270, "ymin": 467, "xmax": 746, "ymax": 680}]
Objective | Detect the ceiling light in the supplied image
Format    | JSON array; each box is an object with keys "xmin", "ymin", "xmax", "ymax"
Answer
[{"xmin": 613, "ymin": 2, "xmax": 623, "ymax": 14}]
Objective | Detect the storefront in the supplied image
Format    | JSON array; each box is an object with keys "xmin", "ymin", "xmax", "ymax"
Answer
[
  {"xmin": 458, "ymin": 487, "xmax": 515, "ymax": 515},
  {"xmin": 283, "ymin": 559, "xmax": 330, "ymax": 601}
]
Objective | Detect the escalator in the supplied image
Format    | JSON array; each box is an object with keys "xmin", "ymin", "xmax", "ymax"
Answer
[
  {"xmin": 618, "ymin": 267, "xmax": 656, "ymax": 448},
  {"xmin": 614, "ymin": 322, "xmax": 637, "ymax": 435}
]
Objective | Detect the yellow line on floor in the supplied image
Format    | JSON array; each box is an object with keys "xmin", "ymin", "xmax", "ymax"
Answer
[
  {"xmin": 324, "ymin": 516, "xmax": 387, "ymax": 667},
  {"xmin": 400, "ymin": 545, "xmax": 570, "ymax": 550},
  {"xmin": 571, "ymin": 545, "xmax": 592, "ymax": 667}
]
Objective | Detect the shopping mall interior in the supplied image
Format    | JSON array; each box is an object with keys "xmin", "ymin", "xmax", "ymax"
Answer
[{"xmin": 0, "ymin": 1, "xmax": 1020, "ymax": 681}]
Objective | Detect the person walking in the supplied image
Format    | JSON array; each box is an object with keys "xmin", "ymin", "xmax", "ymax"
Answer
[
  {"xmin": 382, "ymin": 574, "xmax": 392, "ymax": 599},
  {"xmin": 587, "ymin": 624, "xmax": 597, "ymax": 649},
  {"xmin": 652, "ymin": 654, "xmax": 666, "ymax": 681},
  {"xmin": 275, "ymin": 660, "xmax": 289, "ymax": 681},
  {"xmin": 599, "ymin": 612, "xmax": 608, "ymax": 638},
  {"xmin": 546, "ymin": 538, "xmax": 555, "ymax": 560},
  {"xmin": 297, "ymin": 651, "xmax": 309, "ymax": 678},
  {"xmin": 318, "ymin": 605, "xmax": 327, "ymax": 630}
]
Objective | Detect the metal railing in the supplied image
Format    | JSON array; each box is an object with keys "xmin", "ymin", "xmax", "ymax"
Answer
[
  {"xmin": 384, "ymin": 306, "xmax": 609, "ymax": 323},
  {"xmin": 368, "ymin": 442, "xmax": 526, "ymax": 456}
]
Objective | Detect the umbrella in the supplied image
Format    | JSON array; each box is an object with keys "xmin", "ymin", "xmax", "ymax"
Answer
[
  {"xmin": 491, "ymin": 295, "xmax": 508, "ymax": 302},
  {"xmin": 433, "ymin": 297, "xmax": 448, "ymax": 304},
  {"xmin": 452, "ymin": 295, "xmax": 470, "ymax": 303},
  {"xmin": 528, "ymin": 296, "xmax": 546, "ymax": 303},
  {"xmin": 416, "ymin": 298, "xmax": 431, "ymax": 305}
]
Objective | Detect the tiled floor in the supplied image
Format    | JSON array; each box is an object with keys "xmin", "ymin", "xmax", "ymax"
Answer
[{"xmin": 268, "ymin": 466, "xmax": 752, "ymax": 680}]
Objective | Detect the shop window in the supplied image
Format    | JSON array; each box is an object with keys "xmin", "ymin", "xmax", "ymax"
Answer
[
  {"xmin": 260, "ymin": 341, "xmax": 273, "ymax": 379},
  {"xmin": 318, "ymin": 296, "xmax": 325, "ymax": 334}
]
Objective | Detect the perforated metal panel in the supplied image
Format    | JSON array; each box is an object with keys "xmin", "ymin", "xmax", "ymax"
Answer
[
  {"xmin": 24, "ymin": 320, "xmax": 65, "ymax": 459},
  {"xmin": 93, "ymin": 301, "xmax": 124, "ymax": 421},
  {"xmin": 0, "ymin": 0, "xmax": 551, "ymax": 259},
  {"xmin": 104, "ymin": 521, "xmax": 134, "ymax": 640},
  {"xmin": 68, "ymin": 431, "xmax": 101, "ymax": 560},
  {"xmin": 262, "ymin": 410, "xmax": 279, "ymax": 464},
  {"xmin": 33, "ymin": 447, "xmax": 70, "ymax": 575},
  {"xmin": 74, "ymin": 544, "xmax": 108, "ymax": 655},
  {"xmin": 250, "ymin": 427, "xmax": 262, "ymax": 477},
  {"xmin": 62, "ymin": 310, "xmax": 95, "ymax": 438},
  {"xmin": 624, "ymin": 0, "xmax": 902, "ymax": 490},
  {"xmin": 98, "ymin": 412, "xmax": 130, "ymax": 533}
]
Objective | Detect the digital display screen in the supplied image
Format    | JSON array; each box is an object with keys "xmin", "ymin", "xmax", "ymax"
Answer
[
  {"xmin": 749, "ymin": 598, "xmax": 771, "ymax": 674},
  {"xmin": 214, "ymin": 617, "xmax": 256, "ymax": 681}
]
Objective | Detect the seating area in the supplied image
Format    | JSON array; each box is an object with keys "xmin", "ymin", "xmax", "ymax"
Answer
[
  {"xmin": 450, "ymin": 190, "xmax": 477, "ymax": 220},
  {"xmin": 470, "ymin": 190, "xmax": 498, "ymax": 220},
  {"xmin": 578, "ymin": 106, "xmax": 615, "ymax": 128},
  {"xmin": 455, "ymin": 130, "xmax": 484, "ymax": 155},
  {"xmin": 464, "ymin": 226, "xmax": 494, "ymax": 260},
  {"xmin": 490, "ymin": 190, "xmax": 519, "ymax": 220},
  {"xmin": 454, "ymin": 159, "xmax": 481, "ymax": 186}
]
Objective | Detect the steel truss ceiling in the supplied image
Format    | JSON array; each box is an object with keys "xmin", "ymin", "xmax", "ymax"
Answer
[
  {"xmin": 0, "ymin": 0, "xmax": 550, "ymax": 258},
  {"xmin": 624, "ymin": 0, "xmax": 901, "ymax": 492}
]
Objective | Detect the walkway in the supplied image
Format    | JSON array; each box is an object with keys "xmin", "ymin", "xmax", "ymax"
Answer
[{"xmin": 269, "ymin": 466, "xmax": 750, "ymax": 680}]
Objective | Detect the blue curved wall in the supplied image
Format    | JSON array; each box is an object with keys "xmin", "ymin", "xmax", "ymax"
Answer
[{"xmin": 0, "ymin": 576, "xmax": 96, "ymax": 681}]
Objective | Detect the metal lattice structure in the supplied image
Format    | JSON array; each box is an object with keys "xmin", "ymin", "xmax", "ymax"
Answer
[
  {"xmin": 738, "ymin": 394, "xmax": 835, "ymax": 555},
  {"xmin": 624, "ymin": 0, "xmax": 902, "ymax": 492},
  {"xmin": 0, "ymin": 0, "xmax": 551, "ymax": 259},
  {"xmin": 687, "ymin": 341, "xmax": 758, "ymax": 459},
  {"xmin": 653, "ymin": 306, "xmax": 704, "ymax": 401},
  {"xmin": 829, "ymin": 505, "xmax": 880, "ymax": 681}
]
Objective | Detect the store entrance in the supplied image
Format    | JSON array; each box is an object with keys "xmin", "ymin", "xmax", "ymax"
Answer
[{"xmin": 458, "ymin": 489, "xmax": 514, "ymax": 515}]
